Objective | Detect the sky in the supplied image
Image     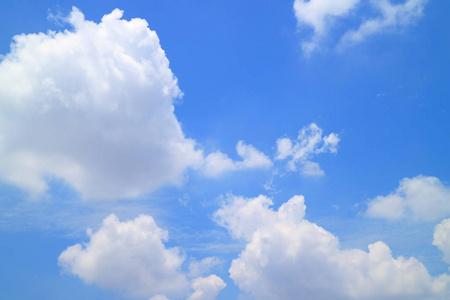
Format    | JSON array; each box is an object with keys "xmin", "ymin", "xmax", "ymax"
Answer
[{"xmin": 0, "ymin": 0, "xmax": 449, "ymax": 299}]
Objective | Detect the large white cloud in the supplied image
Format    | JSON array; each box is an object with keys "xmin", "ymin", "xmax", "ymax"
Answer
[
  {"xmin": 214, "ymin": 194, "xmax": 450, "ymax": 299},
  {"xmin": 0, "ymin": 7, "xmax": 204, "ymax": 200},
  {"xmin": 0, "ymin": 7, "xmax": 274, "ymax": 200},
  {"xmin": 293, "ymin": 0, "xmax": 428, "ymax": 54},
  {"xmin": 434, "ymin": 218, "xmax": 450, "ymax": 265},
  {"xmin": 275, "ymin": 123, "xmax": 339, "ymax": 177},
  {"xmin": 366, "ymin": 175, "xmax": 450, "ymax": 221},
  {"xmin": 58, "ymin": 214, "xmax": 189, "ymax": 298}
]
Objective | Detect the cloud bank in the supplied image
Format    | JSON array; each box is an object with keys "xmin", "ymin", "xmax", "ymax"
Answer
[
  {"xmin": 293, "ymin": 0, "xmax": 428, "ymax": 54},
  {"xmin": 366, "ymin": 175, "xmax": 450, "ymax": 221},
  {"xmin": 214, "ymin": 194, "xmax": 450, "ymax": 299}
]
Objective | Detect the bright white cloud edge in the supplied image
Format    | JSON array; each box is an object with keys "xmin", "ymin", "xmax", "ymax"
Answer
[
  {"xmin": 275, "ymin": 123, "xmax": 339, "ymax": 177},
  {"xmin": 366, "ymin": 175, "xmax": 450, "ymax": 221},
  {"xmin": 202, "ymin": 141, "xmax": 272, "ymax": 177},
  {"xmin": 0, "ymin": 7, "xmax": 271, "ymax": 200},
  {"xmin": 214, "ymin": 194, "xmax": 450, "ymax": 299},
  {"xmin": 59, "ymin": 214, "xmax": 226, "ymax": 300},
  {"xmin": 433, "ymin": 218, "xmax": 450, "ymax": 265}
]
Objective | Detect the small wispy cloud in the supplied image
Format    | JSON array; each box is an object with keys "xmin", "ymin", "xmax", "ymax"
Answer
[{"xmin": 293, "ymin": 0, "xmax": 428, "ymax": 55}]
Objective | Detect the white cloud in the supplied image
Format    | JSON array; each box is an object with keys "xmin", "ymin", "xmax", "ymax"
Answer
[
  {"xmin": 293, "ymin": 0, "xmax": 360, "ymax": 54},
  {"xmin": 434, "ymin": 218, "xmax": 450, "ymax": 265},
  {"xmin": 214, "ymin": 194, "xmax": 277, "ymax": 240},
  {"xmin": 58, "ymin": 214, "xmax": 189, "ymax": 298},
  {"xmin": 0, "ymin": 7, "xmax": 274, "ymax": 200},
  {"xmin": 366, "ymin": 175, "xmax": 450, "ymax": 221},
  {"xmin": 293, "ymin": 0, "xmax": 428, "ymax": 54},
  {"xmin": 275, "ymin": 123, "xmax": 339, "ymax": 177},
  {"xmin": 149, "ymin": 296, "xmax": 171, "ymax": 300},
  {"xmin": 59, "ymin": 214, "xmax": 227, "ymax": 299},
  {"xmin": 187, "ymin": 275, "xmax": 226, "ymax": 300},
  {"xmin": 215, "ymin": 194, "xmax": 450, "ymax": 299},
  {"xmin": 340, "ymin": 0, "xmax": 428, "ymax": 46},
  {"xmin": 0, "ymin": 7, "xmax": 204, "ymax": 200},
  {"xmin": 300, "ymin": 161, "xmax": 325, "ymax": 177},
  {"xmin": 202, "ymin": 141, "xmax": 272, "ymax": 177},
  {"xmin": 189, "ymin": 257, "xmax": 223, "ymax": 278}
]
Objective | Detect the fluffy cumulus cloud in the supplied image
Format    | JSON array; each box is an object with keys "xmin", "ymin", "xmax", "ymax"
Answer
[
  {"xmin": 202, "ymin": 141, "xmax": 272, "ymax": 177},
  {"xmin": 0, "ymin": 7, "xmax": 204, "ymax": 199},
  {"xmin": 59, "ymin": 214, "xmax": 227, "ymax": 299},
  {"xmin": 434, "ymin": 218, "xmax": 450, "ymax": 265},
  {"xmin": 366, "ymin": 175, "xmax": 450, "ymax": 221},
  {"xmin": 0, "ymin": 7, "xmax": 274, "ymax": 200},
  {"xmin": 293, "ymin": 0, "xmax": 428, "ymax": 54},
  {"xmin": 187, "ymin": 275, "xmax": 226, "ymax": 300},
  {"xmin": 214, "ymin": 194, "xmax": 450, "ymax": 299},
  {"xmin": 58, "ymin": 214, "xmax": 189, "ymax": 299},
  {"xmin": 275, "ymin": 123, "xmax": 339, "ymax": 176}
]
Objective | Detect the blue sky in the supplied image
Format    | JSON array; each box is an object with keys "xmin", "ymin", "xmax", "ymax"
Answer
[{"xmin": 0, "ymin": 0, "xmax": 449, "ymax": 299}]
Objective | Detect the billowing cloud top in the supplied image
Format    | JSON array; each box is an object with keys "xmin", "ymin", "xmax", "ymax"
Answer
[
  {"xmin": 188, "ymin": 275, "xmax": 226, "ymax": 300},
  {"xmin": 58, "ymin": 213, "xmax": 227, "ymax": 300},
  {"xmin": 215, "ymin": 194, "xmax": 450, "ymax": 299},
  {"xmin": 0, "ymin": 7, "xmax": 204, "ymax": 199},
  {"xmin": 58, "ymin": 214, "xmax": 189, "ymax": 298}
]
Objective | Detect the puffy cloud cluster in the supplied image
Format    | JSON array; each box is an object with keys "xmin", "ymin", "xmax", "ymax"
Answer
[
  {"xmin": 187, "ymin": 275, "xmax": 226, "ymax": 300},
  {"xmin": 0, "ymin": 7, "xmax": 202, "ymax": 200},
  {"xmin": 366, "ymin": 175, "xmax": 450, "ymax": 221},
  {"xmin": 214, "ymin": 194, "xmax": 450, "ymax": 299},
  {"xmin": 293, "ymin": 0, "xmax": 428, "ymax": 54},
  {"xmin": 58, "ymin": 214, "xmax": 189, "ymax": 298},
  {"xmin": 0, "ymin": 7, "xmax": 275, "ymax": 200},
  {"xmin": 434, "ymin": 218, "xmax": 450, "ymax": 265},
  {"xmin": 59, "ymin": 214, "xmax": 226, "ymax": 299},
  {"xmin": 202, "ymin": 141, "xmax": 272, "ymax": 177},
  {"xmin": 275, "ymin": 123, "xmax": 339, "ymax": 177}
]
